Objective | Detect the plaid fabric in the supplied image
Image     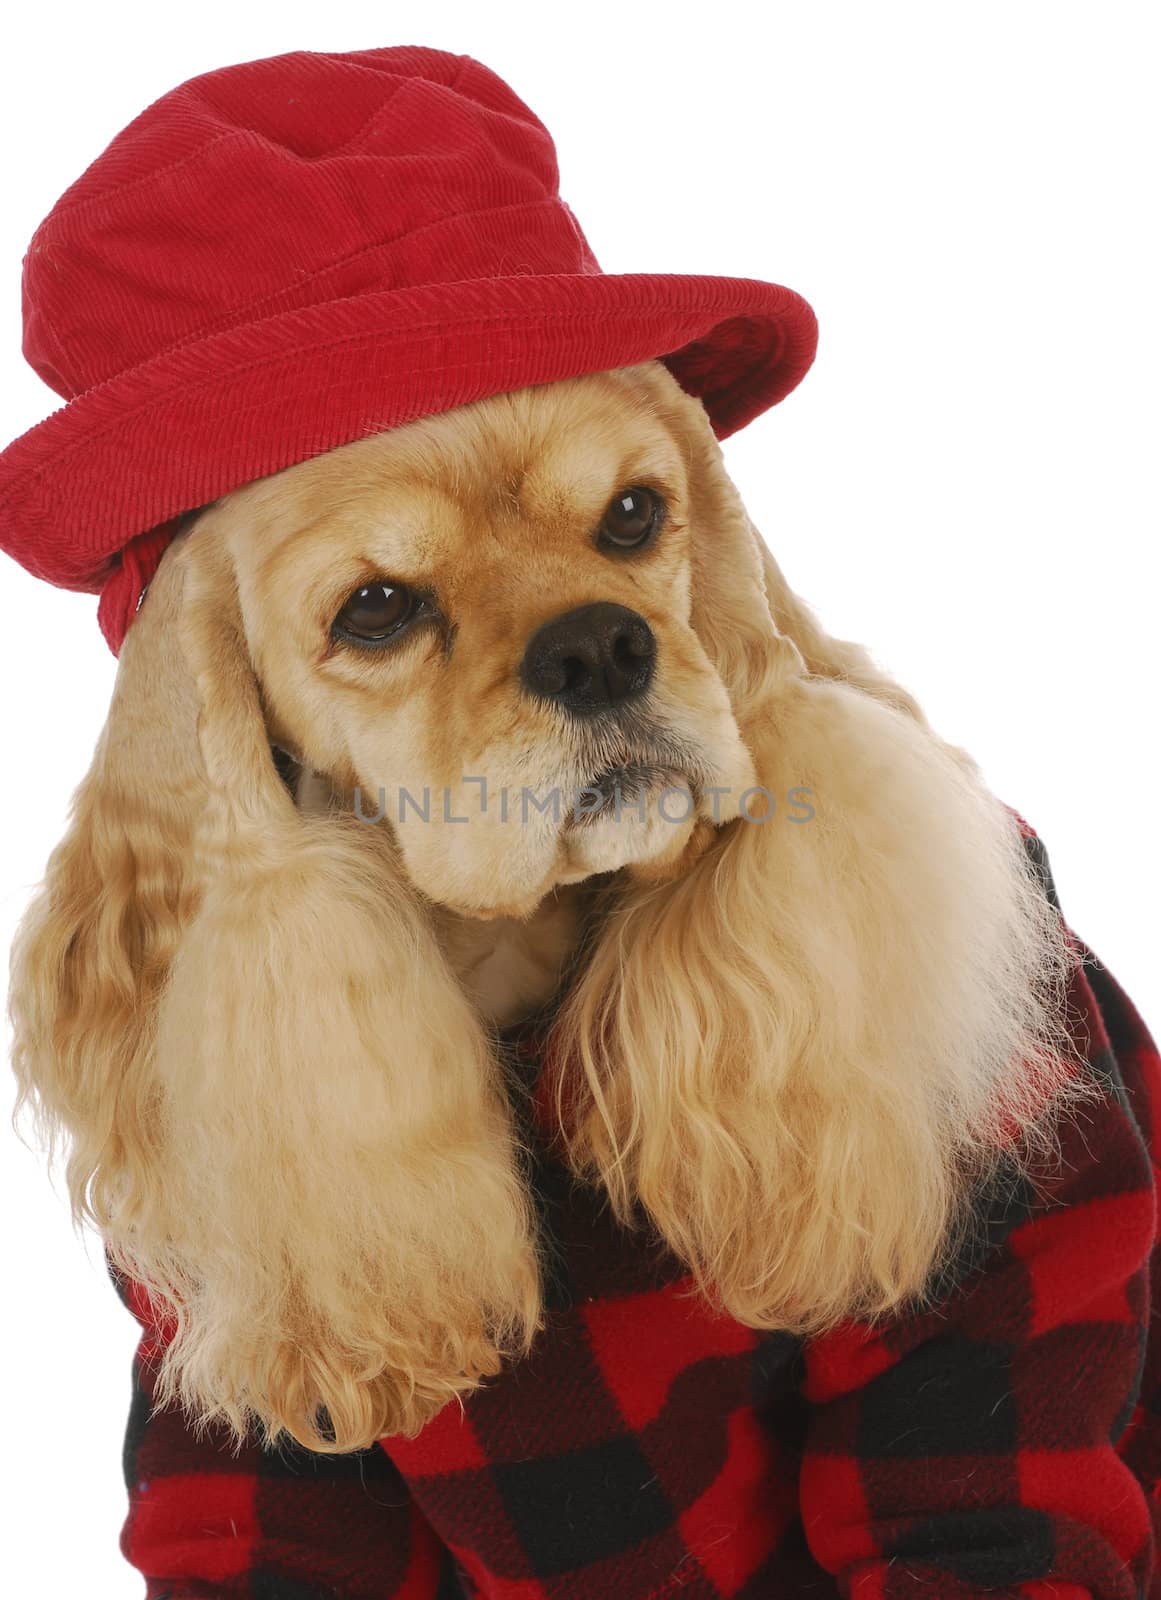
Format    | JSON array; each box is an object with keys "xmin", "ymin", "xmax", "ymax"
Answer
[{"xmin": 113, "ymin": 833, "xmax": 1161, "ymax": 1600}]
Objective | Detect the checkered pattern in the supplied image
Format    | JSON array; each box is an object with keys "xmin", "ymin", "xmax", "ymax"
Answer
[{"xmin": 113, "ymin": 833, "xmax": 1161, "ymax": 1599}]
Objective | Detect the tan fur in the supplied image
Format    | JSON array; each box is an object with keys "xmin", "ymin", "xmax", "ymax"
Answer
[
  {"xmin": 9, "ymin": 359, "xmax": 1090, "ymax": 1454},
  {"xmin": 295, "ymin": 767, "xmax": 585, "ymax": 1028}
]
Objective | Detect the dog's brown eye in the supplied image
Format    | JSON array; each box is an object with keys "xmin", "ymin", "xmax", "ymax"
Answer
[
  {"xmin": 598, "ymin": 486, "xmax": 663, "ymax": 550},
  {"xmin": 333, "ymin": 581, "xmax": 418, "ymax": 643}
]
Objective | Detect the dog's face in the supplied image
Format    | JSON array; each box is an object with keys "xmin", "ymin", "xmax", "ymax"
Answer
[{"xmin": 218, "ymin": 362, "xmax": 756, "ymax": 917}]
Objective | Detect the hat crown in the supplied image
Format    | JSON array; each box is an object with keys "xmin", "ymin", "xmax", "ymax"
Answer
[{"xmin": 22, "ymin": 46, "xmax": 601, "ymax": 399}]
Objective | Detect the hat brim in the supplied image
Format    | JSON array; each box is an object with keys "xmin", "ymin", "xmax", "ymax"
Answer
[{"xmin": 0, "ymin": 269, "xmax": 816, "ymax": 639}]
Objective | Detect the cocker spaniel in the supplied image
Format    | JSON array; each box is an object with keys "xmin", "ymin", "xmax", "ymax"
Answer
[{"xmin": 10, "ymin": 356, "xmax": 1083, "ymax": 1465}]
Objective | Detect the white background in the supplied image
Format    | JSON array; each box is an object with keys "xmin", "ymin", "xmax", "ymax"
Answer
[{"xmin": 1, "ymin": 2, "xmax": 1157, "ymax": 1593}]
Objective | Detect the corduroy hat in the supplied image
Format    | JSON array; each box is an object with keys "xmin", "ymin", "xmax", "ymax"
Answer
[{"xmin": 0, "ymin": 44, "xmax": 818, "ymax": 656}]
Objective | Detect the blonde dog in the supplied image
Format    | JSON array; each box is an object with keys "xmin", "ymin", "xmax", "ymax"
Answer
[{"xmin": 9, "ymin": 356, "xmax": 1082, "ymax": 1475}]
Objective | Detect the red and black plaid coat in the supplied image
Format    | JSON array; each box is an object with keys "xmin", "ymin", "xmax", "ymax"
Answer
[{"xmin": 113, "ymin": 833, "xmax": 1161, "ymax": 1600}]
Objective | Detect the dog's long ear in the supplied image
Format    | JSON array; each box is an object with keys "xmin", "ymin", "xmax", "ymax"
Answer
[
  {"xmin": 551, "ymin": 375, "xmax": 1087, "ymax": 1334},
  {"xmin": 9, "ymin": 514, "xmax": 541, "ymax": 1453}
]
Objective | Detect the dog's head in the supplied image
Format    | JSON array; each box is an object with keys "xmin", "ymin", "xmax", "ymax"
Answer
[
  {"xmin": 9, "ymin": 359, "xmax": 1085, "ymax": 1454},
  {"xmin": 221, "ymin": 360, "xmax": 759, "ymax": 916}
]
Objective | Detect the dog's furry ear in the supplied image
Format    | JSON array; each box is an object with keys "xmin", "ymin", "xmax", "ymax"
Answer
[
  {"xmin": 9, "ymin": 514, "xmax": 541, "ymax": 1453},
  {"xmin": 552, "ymin": 375, "xmax": 1088, "ymax": 1333}
]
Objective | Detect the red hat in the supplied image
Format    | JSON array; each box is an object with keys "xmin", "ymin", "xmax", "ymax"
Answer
[{"xmin": 0, "ymin": 45, "xmax": 818, "ymax": 656}]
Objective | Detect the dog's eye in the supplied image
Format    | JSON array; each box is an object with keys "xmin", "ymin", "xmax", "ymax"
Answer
[
  {"xmin": 598, "ymin": 486, "xmax": 664, "ymax": 551},
  {"xmin": 333, "ymin": 581, "xmax": 423, "ymax": 645}
]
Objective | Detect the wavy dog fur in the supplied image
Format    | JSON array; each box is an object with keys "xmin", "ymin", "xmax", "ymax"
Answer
[
  {"xmin": 9, "ymin": 530, "xmax": 542, "ymax": 1453},
  {"xmin": 551, "ymin": 381, "xmax": 1086, "ymax": 1332},
  {"xmin": 9, "ymin": 360, "xmax": 1089, "ymax": 1454}
]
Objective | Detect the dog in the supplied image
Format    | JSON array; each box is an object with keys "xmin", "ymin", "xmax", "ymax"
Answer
[{"xmin": 9, "ymin": 356, "xmax": 1158, "ymax": 1595}]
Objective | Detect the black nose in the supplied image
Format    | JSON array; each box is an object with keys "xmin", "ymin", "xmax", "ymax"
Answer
[{"xmin": 520, "ymin": 602, "xmax": 656, "ymax": 715}]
